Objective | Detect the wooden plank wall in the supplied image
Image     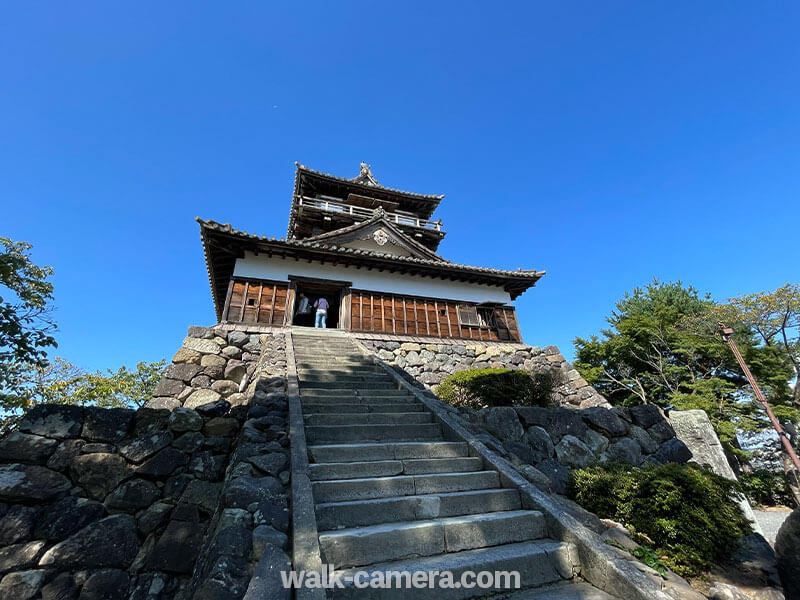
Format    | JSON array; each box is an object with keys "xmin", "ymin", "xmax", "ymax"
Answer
[
  {"xmin": 349, "ymin": 289, "xmax": 521, "ymax": 342},
  {"xmin": 223, "ymin": 279, "xmax": 289, "ymax": 326}
]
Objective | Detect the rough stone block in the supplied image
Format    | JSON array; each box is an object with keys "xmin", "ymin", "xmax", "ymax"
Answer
[
  {"xmin": 0, "ymin": 432, "xmax": 58, "ymax": 464},
  {"xmin": 0, "ymin": 463, "xmax": 70, "ymax": 502},
  {"xmin": 39, "ymin": 514, "xmax": 140, "ymax": 569},
  {"xmin": 70, "ymin": 453, "xmax": 130, "ymax": 500},
  {"xmin": 146, "ymin": 520, "xmax": 205, "ymax": 573},
  {"xmin": 18, "ymin": 405, "xmax": 84, "ymax": 439}
]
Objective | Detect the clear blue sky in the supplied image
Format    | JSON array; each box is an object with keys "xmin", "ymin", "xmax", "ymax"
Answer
[{"xmin": 3, "ymin": 2, "xmax": 799, "ymax": 372}]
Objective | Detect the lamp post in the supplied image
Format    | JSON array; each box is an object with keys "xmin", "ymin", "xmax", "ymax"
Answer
[{"xmin": 719, "ymin": 323, "xmax": 800, "ymax": 474}]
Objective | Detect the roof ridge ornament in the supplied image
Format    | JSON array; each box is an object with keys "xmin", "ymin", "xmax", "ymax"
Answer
[
  {"xmin": 350, "ymin": 162, "xmax": 380, "ymax": 187},
  {"xmin": 372, "ymin": 206, "xmax": 387, "ymax": 218}
]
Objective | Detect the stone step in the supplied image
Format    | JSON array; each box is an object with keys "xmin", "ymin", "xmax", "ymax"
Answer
[
  {"xmin": 302, "ymin": 403, "xmax": 426, "ymax": 414},
  {"xmin": 329, "ymin": 541, "xmax": 576, "ymax": 600},
  {"xmin": 312, "ymin": 471, "xmax": 500, "ymax": 503},
  {"xmin": 315, "ymin": 488, "xmax": 521, "ymax": 529},
  {"xmin": 498, "ymin": 581, "xmax": 618, "ymax": 600},
  {"xmin": 293, "ymin": 350, "xmax": 362, "ymax": 356},
  {"xmin": 298, "ymin": 373, "xmax": 395, "ymax": 383},
  {"xmin": 294, "ymin": 352, "xmax": 360, "ymax": 362},
  {"xmin": 319, "ymin": 510, "xmax": 547, "ymax": 569},
  {"xmin": 304, "ymin": 412, "xmax": 434, "ymax": 426},
  {"xmin": 308, "ymin": 442, "xmax": 469, "ymax": 463},
  {"xmin": 300, "ymin": 397, "xmax": 419, "ymax": 407},
  {"xmin": 299, "ymin": 380, "xmax": 400, "ymax": 390},
  {"xmin": 298, "ymin": 365, "xmax": 384, "ymax": 373},
  {"xmin": 299, "ymin": 389, "xmax": 412, "ymax": 399},
  {"xmin": 305, "ymin": 423, "xmax": 442, "ymax": 443},
  {"xmin": 309, "ymin": 456, "xmax": 483, "ymax": 481}
]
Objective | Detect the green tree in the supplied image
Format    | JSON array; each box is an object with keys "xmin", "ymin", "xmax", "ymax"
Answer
[
  {"xmin": 24, "ymin": 358, "xmax": 166, "ymax": 409},
  {"xmin": 717, "ymin": 284, "xmax": 800, "ymax": 407},
  {"xmin": 574, "ymin": 280, "xmax": 796, "ymax": 455},
  {"xmin": 0, "ymin": 237, "xmax": 57, "ymax": 410}
]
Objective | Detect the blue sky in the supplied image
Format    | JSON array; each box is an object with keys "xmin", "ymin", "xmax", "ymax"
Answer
[{"xmin": 2, "ymin": 2, "xmax": 799, "ymax": 372}]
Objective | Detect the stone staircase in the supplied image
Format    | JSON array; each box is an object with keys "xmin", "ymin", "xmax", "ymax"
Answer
[{"xmin": 291, "ymin": 329, "xmax": 618, "ymax": 600}]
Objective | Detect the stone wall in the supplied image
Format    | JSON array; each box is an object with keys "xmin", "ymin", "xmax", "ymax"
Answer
[
  {"xmin": 0, "ymin": 328, "xmax": 291, "ymax": 600},
  {"xmin": 357, "ymin": 337, "xmax": 609, "ymax": 409},
  {"xmin": 442, "ymin": 403, "xmax": 692, "ymax": 494},
  {"xmin": 148, "ymin": 326, "xmax": 286, "ymax": 411}
]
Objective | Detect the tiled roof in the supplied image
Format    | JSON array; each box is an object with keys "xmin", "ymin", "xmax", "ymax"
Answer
[
  {"xmin": 200, "ymin": 218, "xmax": 543, "ymax": 278},
  {"xmin": 295, "ymin": 163, "xmax": 444, "ymax": 200}
]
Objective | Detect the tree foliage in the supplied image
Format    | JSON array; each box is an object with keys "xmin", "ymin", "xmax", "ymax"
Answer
[
  {"xmin": 435, "ymin": 368, "xmax": 559, "ymax": 409},
  {"xmin": 715, "ymin": 284, "xmax": 800, "ymax": 407},
  {"xmin": 2, "ymin": 357, "xmax": 166, "ymax": 432},
  {"xmin": 568, "ymin": 462, "xmax": 752, "ymax": 576},
  {"xmin": 0, "ymin": 237, "xmax": 57, "ymax": 409},
  {"xmin": 22, "ymin": 358, "xmax": 166, "ymax": 409},
  {"xmin": 574, "ymin": 280, "xmax": 796, "ymax": 452}
]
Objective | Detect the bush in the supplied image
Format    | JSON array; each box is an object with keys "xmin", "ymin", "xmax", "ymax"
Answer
[
  {"xmin": 568, "ymin": 462, "xmax": 752, "ymax": 576},
  {"xmin": 739, "ymin": 469, "xmax": 794, "ymax": 507},
  {"xmin": 435, "ymin": 368, "xmax": 557, "ymax": 409}
]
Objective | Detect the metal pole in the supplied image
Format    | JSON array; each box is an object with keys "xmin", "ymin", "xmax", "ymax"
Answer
[{"xmin": 719, "ymin": 323, "xmax": 800, "ymax": 474}]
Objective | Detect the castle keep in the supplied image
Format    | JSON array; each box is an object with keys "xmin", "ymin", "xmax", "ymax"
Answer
[{"xmin": 199, "ymin": 163, "xmax": 544, "ymax": 342}]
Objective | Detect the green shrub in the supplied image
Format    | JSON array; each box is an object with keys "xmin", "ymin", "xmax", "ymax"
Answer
[
  {"xmin": 435, "ymin": 368, "xmax": 557, "ymax": 409},
  {"xmin": 739, "ymin": 469, "xmax": 794, "ymax": 507},
  {"xmin": 568, "ymin": 462, "xmax": 752, "ymax": 576}
]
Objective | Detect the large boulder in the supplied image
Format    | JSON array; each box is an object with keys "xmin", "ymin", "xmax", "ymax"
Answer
[
  {"xmin": 0, "ymin": 463, "xmax": 70, "ymax": 501},
  {"xmin": 105, "ymin": 479, "xmax": 161, "ymax": 512},
  {"xmin": 0, "ymin": 570, "xmax": 49, "ymax": 600},
  {"xmin": 146, "ymin": 520, "xmax": 206, "ymax": 573},
  {"xmin": 79, "ymin": 569, "xmax": 130, "ymax": 600},
  {"xmin": 82, "ymin": 407, "xmax": 134, "ymax": 442},
  {"xmin": 118, "ymin": 432, "xmax": 173, "ymax": 464},
  {"xmin": 135, "ymin": 448, "xmax": 188, "ymax": 478},
  {"xmin": 18, "ymin": 405, "xmax": 84, "ymax": 439},
  {"xmin": 223, "ymin": 476, "xmax": 284, "ymax": 509},
  {"xmin": 183, "ymin": 337, "xmax": 221, "ymax": 355},
  {"xmin": 168, "ymin": 408, "xmax": 203, "ymax": 432},
  {"xmin": 776, "ymin": 507, "xmax": 800, "ymax": 599},
  {"xmin": 70, "ymin": 453, "xmax": 129, "ymax": 500},
  {"xmin": 480, "ymin": 407, "xmax": 524, "ymax": 441},
  {"xmin": 514, "ymin": 406, "xmax": 551, "ymax": 428},
  {"xmin": 242, "ymin": 544, "xmax": 291, "ymax": 600},
  {"xmin": 548, "ymin": 408, "xmax": 587, "ymax": 443},
  {"xmin": 0, "ymin": 432, "xmax": 58, "ymax": 464},
  {"xmin": 653, "ymin": 438, "xmax": 692, "ymax": 464},
  {"xmin": 0, "ymin": 506, "xmax": 37, "ymax": 544},
  {"xmin": 39, "ymin": 514, "xmax": 140, "ymax": 569},
  {"xmin": 582, "ymin": 407, "xmax": 630, "ymax": 437},
  {"xmin": 629, "ymin": 404, "xmax": 664, "ymax": 429},
  {"xmin": 607, "ymin": 438, "xmax": 642, "ymax": 466},
  {"xmin": 555, "ymin": 435, "xmax": 594, "ymax": 468},
  {"xmin": 162, "ymin": 363, "xmax": 203, "ymax": 383},
  {"xmin": 35, "ymin": 496, "xmax": 105, "ymax": 540},
  {"xmin": 0, "ymin": 540, "xmax": 47, "ymax": 574},
  {"xmin": 523, "ymin": 426, "xmax": 555, "ymax": 463}
]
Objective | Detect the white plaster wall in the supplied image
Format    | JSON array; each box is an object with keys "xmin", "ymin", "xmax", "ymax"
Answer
[{"xmin": 233, "ymin": 252, "xmax": 512, "ymax": 304}]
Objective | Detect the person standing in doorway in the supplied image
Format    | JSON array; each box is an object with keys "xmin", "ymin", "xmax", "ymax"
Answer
[
  {"xmin": 296, "ymin": 292, "xmax": 310, "ymax": 325},
  {"xmin": 313, "ymin": 296, "xmax": 329, "ymax": 328}
]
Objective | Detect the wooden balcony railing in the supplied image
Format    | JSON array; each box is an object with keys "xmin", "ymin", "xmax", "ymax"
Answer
[{"xmin": 298, "ymin": 196, "xmax": 442, "ymax": 231}]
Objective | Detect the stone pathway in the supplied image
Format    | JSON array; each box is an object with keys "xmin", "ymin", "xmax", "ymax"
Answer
[
  {"xmin": 292, "ymin": 329, "xmax": 617, "ymax": 600},
  {"xmin": 754, "ymin": 508, "xmax": 792, "ymax": 546}
]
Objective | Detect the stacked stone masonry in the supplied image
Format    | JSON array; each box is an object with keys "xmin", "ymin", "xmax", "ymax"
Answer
[
  {"xmin": 0, "ymin": 326, "xmax": 291, "ymax": 600},
  {"xmin": 355, "ymin": 337, "xmax": 693, "ymax": 495},
  {"xmin": 358, "ymin": 338, "xmax": 610, "ymax": 409},
  {"xmin": 150, "ymin": 326, "xmax": 287, "ymax": 411},
  {"xmin": 0, "ymin": 326, "xmax": 697, "ymax": 600}
]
